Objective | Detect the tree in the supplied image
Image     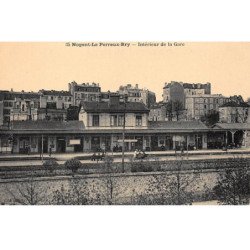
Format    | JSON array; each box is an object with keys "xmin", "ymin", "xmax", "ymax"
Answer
[
  {"xmin": 165, "ymin": 101, "xmax": 173, "ymax": 121},
  {"xmin": 228, "ymin": 95, "xmax": 244, "ymax": 104},
  {"xmin": 213, "ymin": 165, "xmax": 250, "ymax": 205},
  {"xmin": 98, "ymin": 156, "xmax": 120, "ymax": 205},
  {"xmin": 173, "ymin": 100, "xmax": 184, "ymax": 121},
  {"xmin": 165, "ymin": 100, "xmax": 184, "ymax": 121},
  {"xmin": 52, "ymin": 178, "xmax": 90, "ymax": 205},
  {"xmin": 234, "ymin": 107, "xmax": 249, "ymax": 123},
  {"xmin": 66, "ymin": 105, "xmax": 80, "ymax": 121},
  {"xmin": 6, "ymin": 176, "xmax": 48, "ymax": 205},
  {"xmin": 65, "ymin": 158, "xmax": 82, "ymax": 174},
  {"xmin": 201, "ymin": 110, "xmax": 219, "ymax": 126},
  {"xmin": 138, "ymin": 160, "xmax": 200, "ymax": 205}
]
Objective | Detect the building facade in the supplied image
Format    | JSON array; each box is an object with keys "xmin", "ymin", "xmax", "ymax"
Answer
[
  {"xmin": 185, "ymin": 94, "xmax": 227, "ymax": 120},
  {"xmin": 118, "ymin": 84, "xmax": 156, "ymax": 108},
  {"xmin": 163, "ymin": 81, "xmax": 211, "ymax": 104},
  {"xmin": 219, "ymin": 101, "xmax": 250, "ymax": 123},
  {"xmin": 68, "ymin": 81, "xmax": 101, "ymax": 106},
  {"xmin": 148, "ymin": 103, "xmax": 167, "ymax": 121},
  {"xmin": 0, "ymin": 90, "xmax": 40, "ymax": 125},
  {"xmin": 38, "ymin": 89, "xmax": 73, "ymax": 110}
]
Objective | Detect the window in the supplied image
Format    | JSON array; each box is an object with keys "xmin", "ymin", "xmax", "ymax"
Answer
[
  {"xmin": 4, "ymin": 102, "xmax": 13, "ymax": 107},
  {"xmin": 92, "ymin": 115, "xmax": 99, "ymax": 126},
  {"xmin": 118, "ymin": 115, "xmax": 124, "ymax": 126},
  {"xmin": 110, "ymin": 115, "xmax": 124, "ymax": 126},
  {"xmin": 3, "ymin": 109, "xmax": 10, "ymax": 115},
  {"xmin": 110, "ymin": 115, "xmax": 117, "ymax": 126},
  {"xmin": 136, "ymin": 115, "xmax": 142, "ymax": 126}
]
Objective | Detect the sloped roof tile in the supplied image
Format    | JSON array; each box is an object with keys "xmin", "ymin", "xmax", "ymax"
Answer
[{"xmin": 82, "ymin": 101, "xmax": 149, "ymax": 113}]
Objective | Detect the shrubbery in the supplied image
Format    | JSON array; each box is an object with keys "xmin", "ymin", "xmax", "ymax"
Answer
[
  {"xmin": 43, "ymin": 159, "xmax": 59, "ymax": 173},
  {"xmin": 64, "ymin": 158, "xmax": 82, "ymax": 173},
  {"xmin": 131, "ymin": 162, "xmax": 154, "ymax": 173}
]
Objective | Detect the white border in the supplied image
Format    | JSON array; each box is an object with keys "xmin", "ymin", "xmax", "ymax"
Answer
[{"xmin": 1, "ymin": 1, "xmax": 250, "ymax": 250}]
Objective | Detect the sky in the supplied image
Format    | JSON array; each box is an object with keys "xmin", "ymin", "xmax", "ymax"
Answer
[{"xmin": 0, "ymin": 42, "xmax": 250, "ymax": 101}]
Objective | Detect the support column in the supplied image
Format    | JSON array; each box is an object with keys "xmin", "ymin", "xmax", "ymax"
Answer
[
  {"xmin": 230, "ymin": 131, "xmax": 236, "ymax": 145},
  {"xmin": 242, "ymin": 130, "xmax": 247, "ymax": 147},
  {"xmin": 173, "ymin": 139, "xmax": 176, "ymax": 150},
  {"xmin": 225, "ymin": 131, "xmax": 228, "ymax": 146}
]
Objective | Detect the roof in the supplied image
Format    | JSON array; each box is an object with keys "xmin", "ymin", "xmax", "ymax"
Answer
[
  {"xmin": 81, "ymin": 101, "xmax": 149, "ymax": 113},
  {"xmin": 148, "ymin": 121, "xmax": 209, "ymax": 131},
  {"xmin": 38, "ymin": 108, "xmax": 67, "ymax": 114},
  {"xmin": 7, "ymin": 120, "xmax": 84, "ymax": 134},
  {"xmin": 73, "ymin": 84, "xmax": 101, "ymax": 92},
  {"xmin": 149, "ymin": 103, "xmax": 165, "ymax": 109},
  {"xmin": 39, "ymin": 90, "xmax": 72, "ymax": 96},
  {"xmin": 164, "ymin": 82, "xmax": 210, "ymax": 89},
  {"xmin": 1, "ymin": 91, "xmax": 40, "ymax": 100},
  {"xmin": 220, "ymin": 101, "xmax": 250, "ymax": 108},
  {"xmin": 182, "ymin": 83, "xmax": 209, "ymax": 89},
  {"xmin": 213, "ymin": 123, "xmax": 250, "ymax": 130}
]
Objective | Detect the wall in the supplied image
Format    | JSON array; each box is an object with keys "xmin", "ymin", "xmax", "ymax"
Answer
[
  {"xmin": 149, "ymin": 106, "xmax": 166, "ymax": 121},
  {"xmin": 245, "ymin": 131, "xmax": 250, "ymax": 147},
  {"xmin": 0, "ymin": 101, "xmax": 4, "ymax": 125},
  {"xmin": 169, "ymin": 82, "xmax": 185, "ymax": 107},
  {"xmin": 82, "ymin": 112, "xmax": 148, "ymax": 129},
  {"xmin": 219, "ymin": 106, "xmax": 250, "ymax": 123},
  {"xmin": 0, "ymin": 168, "xmax": 220, "ymax": 205}
]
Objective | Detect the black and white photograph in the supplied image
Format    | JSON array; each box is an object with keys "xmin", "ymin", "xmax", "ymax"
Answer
[
  {"xmin": 1, "ymin": 42, "xmax": 250, "ymax": 206},
  {"xmin": 1, "ymin": 1, "xmax": 250, "ymax": 250}
]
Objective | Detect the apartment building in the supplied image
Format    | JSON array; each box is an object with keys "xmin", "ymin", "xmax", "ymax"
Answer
[
  {"xmin": 219, "ymin": 101, "xmax": 250, "ymax": 123},
  {"xmin": 118, "ymin": 84, "xmax": 156, "ymax": 108},
  {"xmin": 68, "ymin": 81, "xmax": 101, "ymax": 105},
  {"xmin": 163, "ymin": 81, "xmax": 211, "ymax": 105},
  {"xmin": 148, "ymin": 103, "xmax": 166, "ymax": 121},
  {"xmin": 38, "ymin": 89, "xmax": 73, "ymax": 110},
  {"xmin": 0, "ymin": 90, "xmax": 40, "ymax": 125},
  {"xmin": 186, "ymin": 94, "xmax": 227, "ymax": 120}
]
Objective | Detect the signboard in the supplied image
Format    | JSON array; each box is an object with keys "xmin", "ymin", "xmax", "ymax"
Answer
[
  {"xmin": 117, "ymin": 139, "xmax": 138, "ymax": 143},
  {"xmin": 173, "ymin": 135, "xmax": 185, "ymax": 141},
  {"xmin": 69, "ymin": 139, "xmax": 81, "ymax": 145}
]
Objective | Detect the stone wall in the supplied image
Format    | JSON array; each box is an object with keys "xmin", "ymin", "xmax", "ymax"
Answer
[{"xmin": 0, "ymin": 170, "xmax": 218, "ymax": 205}]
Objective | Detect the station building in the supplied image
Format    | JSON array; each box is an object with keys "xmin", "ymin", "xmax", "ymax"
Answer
[{"xmin": 1, "ymin": 96, "xmax": 250, "ymax": 154}]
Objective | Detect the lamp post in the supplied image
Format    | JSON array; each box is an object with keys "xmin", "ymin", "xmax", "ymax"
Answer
[
  {"xmin": 121, "ymin": 94, "xmax": 128, "ymax": 173},
  {"xmin": 41, "ymin": 134, "xmax": 44, "ymax": 163}
]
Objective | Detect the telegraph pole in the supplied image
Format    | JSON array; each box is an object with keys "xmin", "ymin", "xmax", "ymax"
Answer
[
  {"xmin": 41, "ymin": 134, "xmax": 44, "ymax": 163},
  {"xmin": 121, "ymin": 94, "xmax": 128, "ymax": 173}
]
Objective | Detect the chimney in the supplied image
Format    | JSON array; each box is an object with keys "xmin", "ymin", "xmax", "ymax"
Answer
[{"xmin": 109, "ymin": 94, "xmax": 120, "ymax": 106}]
